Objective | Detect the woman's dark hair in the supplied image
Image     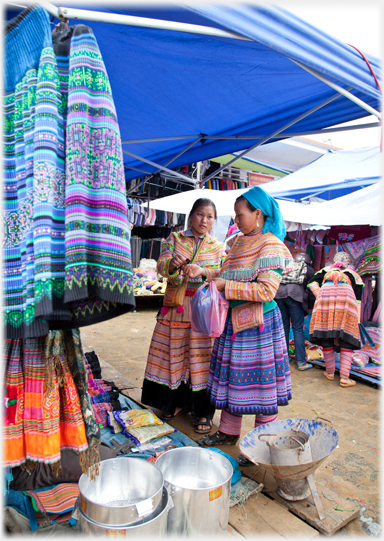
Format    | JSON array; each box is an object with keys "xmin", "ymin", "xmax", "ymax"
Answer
[
  {"xmin": 235, "ymin": 194, "xmax": 257, "ymax": 212},
  {"xmin": 189, "ymin": 198, "xmax": 217, "ymax": 219}
]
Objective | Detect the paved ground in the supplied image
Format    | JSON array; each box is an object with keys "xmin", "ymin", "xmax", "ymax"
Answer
[{"xmin": 81, "ymin": 297, "xmax": 381, "ymax": 537}]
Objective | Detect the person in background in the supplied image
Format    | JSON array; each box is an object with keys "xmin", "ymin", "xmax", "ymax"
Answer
[
  {"xmin": 307, "ymin": 251, "xmax": 363, "ymax": 387},
  {"xmin": 275, "ymin": 251, "xmax": 315, "ymax": 371},
  {"xmin": 141, "ymin": 198, "xmax": 225, "ymax": 434},
  {"xmin": 197, "ymin": 186, "xmax": 293, "ymax": 462}
]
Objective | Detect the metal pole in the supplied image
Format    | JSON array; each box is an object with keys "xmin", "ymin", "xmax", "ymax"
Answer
[
  {"xmin": 122, "ymin": 150, "xmax": 196, "ymax": 183},
  {"xmin": 34, "ymin": 1, "xmax": 250, "ymax": 41},
  {"xmin": 143, "ymin": 137, "xmax": 202, "ymax": 185},
  {"xmin": 120, "ymin": 123, "xmax": 381, "ymax": 144},
  {"xmin": 201, "ymin": 88, "xmax": 352, "ymax": 184},
  {"xmin": 290, "ymin": 59, "xmax": 382, "ymax": 120}
]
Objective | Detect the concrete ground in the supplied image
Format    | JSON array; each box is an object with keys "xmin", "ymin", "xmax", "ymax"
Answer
[{"xmin": 80, "ymin": 296, "xmax": 381, "ymax": 537}]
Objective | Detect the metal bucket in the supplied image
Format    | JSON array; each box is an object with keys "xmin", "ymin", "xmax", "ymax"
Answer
[
  {"xmin": 258, "ymin": 430, "xmax": 312, "ymax": 466},
  {"xmin": 78, "ymin": 457, "xmax": 163, "ymax": 526},
  {"xmin": 75, "ymin": 486, "xmax": 171, "ymax": 537},
  {"xmin": 155, "ymin": 447, "xmax": 232, "ymax": 536}
]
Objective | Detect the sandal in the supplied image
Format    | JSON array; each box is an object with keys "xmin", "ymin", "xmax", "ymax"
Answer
[
  {"xmin": 198, "ymin": 431, "xmax": 239, "ymax": 447},
  {"xmin": 194, "ymin": 419, "xmax": 213, "ymax": 434},
  {"xmin": 298, "ymin": 363, "xmax": 313, "ymax": 371},
  {"xmin": 324, "ymin": 372, "xmax": 334, "ymax": 380},
  {"xmin": 236, "ymin": 454, "xmax": 255, "ymax": 467},
  {"xmin": 160, "ymin": 408, "xmax": 184, "ymax": 421},
  {"xmin": 340, "ymin": 378, "xmax": 356, "ymax": 387}
]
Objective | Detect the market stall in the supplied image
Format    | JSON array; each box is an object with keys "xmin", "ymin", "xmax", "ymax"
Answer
[{"xmin": 3, "ymin": 1, "xmax": 381, "ymax": 537}]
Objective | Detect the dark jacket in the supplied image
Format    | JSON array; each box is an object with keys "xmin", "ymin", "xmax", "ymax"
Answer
[{"xmin": 275, "ymin": 265, "xmax": 315, "ymax": 314}]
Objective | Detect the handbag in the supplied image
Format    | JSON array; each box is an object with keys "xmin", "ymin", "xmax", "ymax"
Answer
[
  {"xmin": 163, "ymin": 237, "xmax": 207, "ymax": 308},
  {"xmin": 231, "ymin": 301, "xmax": 264, "ymax": 336}
]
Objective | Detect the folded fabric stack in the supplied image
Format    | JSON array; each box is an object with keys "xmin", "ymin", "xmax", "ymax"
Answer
[
  {"xmin": 84, "ymin": 351, "xmax": 124, "ymax": 428},
  {"xmin": 351, "ymin": 326, "xmax": 381, "ymax": 379},
  {"xmin": 23, "ymin": 483, "xmax": 79, "ymax": 528}
]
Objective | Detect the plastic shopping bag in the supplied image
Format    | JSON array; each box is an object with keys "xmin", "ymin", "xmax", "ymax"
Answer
[{"xmin": 190, "ymin": 282, "xmax": 229, "ymax": 337}]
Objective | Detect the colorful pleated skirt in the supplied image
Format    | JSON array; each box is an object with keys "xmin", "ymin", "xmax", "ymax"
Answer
[
  {"xmin": 141, "ymin": 297, "xmax": 216, "ymax": 418},
  {"xmin": 309, "ymin": 282, "xmax": 360, "ymax": 349},
  {"xmin": 206, "ymin": 306, "xmax": 292, "ymax": 416},
  {"xmin": 143, "ymin": 297, "xmax": 215, "ymax": 391}
]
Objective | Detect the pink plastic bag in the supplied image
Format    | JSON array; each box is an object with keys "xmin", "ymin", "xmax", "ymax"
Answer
[{"xmin": 190, "ymin": 282, "xmax": 229, "ymax": 337}]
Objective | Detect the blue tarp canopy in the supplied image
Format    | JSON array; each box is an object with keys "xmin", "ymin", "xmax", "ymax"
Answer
[
  {"xmin": 263, "ymin": 146, "xmax": 381, "ymax": 200},
  {"xmin": 6, "ymin": 3, "xmax": 382, "ymax": 183}
]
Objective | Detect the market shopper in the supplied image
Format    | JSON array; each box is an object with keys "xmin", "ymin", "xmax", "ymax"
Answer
[
  {"xmin": 197, "ymin": 187, "xmax": 293, "ymax": 454},
  {"xmin": 141, "ymin": 198, "xmax": 225, "ymax": 434},
  {"xmin": 307, "ymin": 251, "xmax": 364, "ymax": 387},
  {"xmin": 275, "ymin": 251, "xmax": 315, "ymax": 371}
]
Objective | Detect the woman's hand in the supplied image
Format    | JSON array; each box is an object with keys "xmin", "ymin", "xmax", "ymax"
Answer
[
  {"xmin": 182, "ymin": 263, "xmax": 205, "ymax": 278},
  {"xmin": 212, "ymin": 278, "xmax": 226, "ymax": 292},
  {"xmin": 169, "ymin": 254, "xmax": 189, "ymax": 273}
]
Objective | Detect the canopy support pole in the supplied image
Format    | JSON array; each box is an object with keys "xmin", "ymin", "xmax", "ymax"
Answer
[
  {"xmin": 290, "ymin": 59, "xmax": 382, "ymax": 120},
  {"xmin": 34, "ymin": 1, "xmax": 250, "ymax": 40},
  {"xmin": 141, "ymin": 137, "xmax": 202, "ymax": 186},
  {"xmin": 122, "ymin": 150, "xmax": 196, "ymax": 183},
  {"xmin": 121, "ymin": 123, "xmax": 381, "ymax": 144},
  {"xmin": 201, "ymin": 88, "xmax": 352, "ymax": 185}
]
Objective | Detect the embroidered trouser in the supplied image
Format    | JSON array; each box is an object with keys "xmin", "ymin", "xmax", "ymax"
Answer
[
  {"xmin": 218, "ymin": 408, "xmax": 278, "ymax": 436},
  {"xmin": 323, "ymin": 347, "xmax": 353, "ymax": 379}
]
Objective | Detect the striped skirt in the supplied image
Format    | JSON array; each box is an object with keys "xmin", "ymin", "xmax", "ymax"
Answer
[
  {"xmin": 206, "ymin": 306, "xmax": 292, "ymax": 415},
  {"xmin": 309, "ymin": 282, "xmax": 360, "ymax": 349},
  {"xmin": 144, "ymin": 299, "xmax": 215, "ymax": 391}
]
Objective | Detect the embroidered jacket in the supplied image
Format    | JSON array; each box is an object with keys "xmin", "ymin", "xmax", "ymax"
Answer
[
  {"xmin": 157, "ymin": 230, "xmax": 225, "ymax": 291},
  {"xmin": 210, "ymin": 229, "xmax": 293, "ymax": 304}
]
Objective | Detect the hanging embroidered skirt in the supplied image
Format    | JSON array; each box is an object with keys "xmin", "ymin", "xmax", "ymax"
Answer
[
  {"xmin": 309, "ymin": 281, "xmax": 361, "ymax": 349},
  {"xmin": 3, "ymin": 335, "xmax": 89, "ymax": 468},
  {"xmin": 4, "ymin": 6, "xmax": 68, "ymax": 339},
  {"xmin": 206, "ymin": 306, "xmax": 291, "ymax": 416}
]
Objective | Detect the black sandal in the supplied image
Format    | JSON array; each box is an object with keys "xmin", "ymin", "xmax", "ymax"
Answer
[
  {"xmin": 236, "ymin": 454, "xmax": 255, "ymax": 467},
  {"xmin": 194, "ymin": 419, "xmax": 213, "ymax": 434},
  {"xmin": 198, "ymin": 431, "xmax": 239, "ymax": 447}
]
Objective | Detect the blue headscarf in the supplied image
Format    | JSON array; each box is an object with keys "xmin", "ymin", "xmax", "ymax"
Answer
[{"xmin": 242, "ymin": 186, "xmax": 286, "ymax": 242}]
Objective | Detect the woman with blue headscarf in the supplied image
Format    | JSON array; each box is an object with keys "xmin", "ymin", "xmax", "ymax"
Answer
[{"xmin": 198, "ymin": 187, "xmax": 293, "ymax": 461}]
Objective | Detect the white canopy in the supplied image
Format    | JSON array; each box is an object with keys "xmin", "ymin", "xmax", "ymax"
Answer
[{"xmin": 149, "ymin": 183, "xmax": 381, "ymax": 226}]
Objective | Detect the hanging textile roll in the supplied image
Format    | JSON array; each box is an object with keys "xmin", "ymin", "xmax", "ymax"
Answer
[
  {"xmin": 4, "ymin": 5, "xmax": 69, "ymax": 339},
  {"xmin": 52, "ymin": 23, "xmax": 135, "ymax": 326}
]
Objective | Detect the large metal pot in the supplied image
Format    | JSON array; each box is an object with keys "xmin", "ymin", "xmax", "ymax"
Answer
[
  {"xmin": 75, "ymin": 486, "xmax": 171, "ymax": 537},
  {"xmin": 155, "ymin": 447, "xmax": 232, "ymax": 536},
  {"xmin": 78, "ymin": 457, "xmax": 163, "ymax": 526}
]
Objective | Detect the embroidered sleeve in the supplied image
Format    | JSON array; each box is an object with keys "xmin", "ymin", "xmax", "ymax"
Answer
[
  {"xmin": 346, "ymin": 270, "xmax": 364, "ymax": 302},
  {"xmin": 203, "ymin": 242, "xmax": 226, "ymax": 281},
  {"xmin": 307, "ymin": 282, "xmax": 321, "ymax": 297},
  {"xmin": 156, "ymin": 233, "xmax": 180, "ymax": 279},
  {"xmin": 205, "ymin": 268, "xmax": 219, "ymax": 281},
  {"xmin": 224, "ymin": 269, "xmax": 283, "ymax": 302},
  {"xmin": 307, "ymin": 269, "xmax": 325, "ymax": 297}
]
